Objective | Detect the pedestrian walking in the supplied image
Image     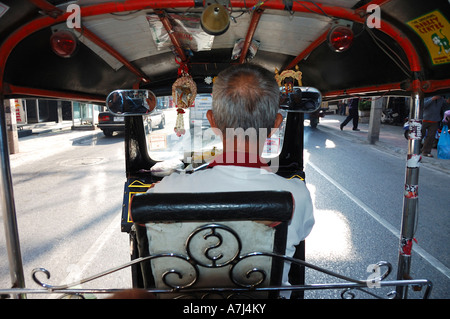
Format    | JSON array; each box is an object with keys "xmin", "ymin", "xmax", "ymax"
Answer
[
  {"xmin": 340, "ymin": 98, "xmax": 360, "ymax": 131},
  {"xmin": 421, "ymin": 95, "xmax": 447, "ymax": 157}
]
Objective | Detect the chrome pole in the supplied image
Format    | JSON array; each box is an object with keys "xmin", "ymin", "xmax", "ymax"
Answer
[
  {"xmin": 0, "ymin": 96, "xmax": 26, "ymax": 299},
  {"xmin": 396, "ymin": 85, "xmax": 423, "ymax": 299}
]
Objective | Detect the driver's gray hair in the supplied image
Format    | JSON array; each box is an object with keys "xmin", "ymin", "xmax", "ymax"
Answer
[{"xmin": 211, "ymin": 63, "xmax": 279, "ymax": 135}]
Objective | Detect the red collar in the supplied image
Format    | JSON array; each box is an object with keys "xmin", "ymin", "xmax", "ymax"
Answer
[{"xmin": 207, "ymin": 152, "xmax": 269, "ymax": 169}]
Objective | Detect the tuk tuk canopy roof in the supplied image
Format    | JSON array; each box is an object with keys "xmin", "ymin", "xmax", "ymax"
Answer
[{"xmin": 0, "ymin": 0, "xmax": 449, "ymax": 103}]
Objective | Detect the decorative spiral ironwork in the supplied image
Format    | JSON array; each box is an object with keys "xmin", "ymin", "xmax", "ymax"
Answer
[
  {"xmin": 156, "ymin": 254, "xmax": 199, "ymax": 290},
  {"xmin": 12, "ymin": 223, "xmax": 432, "ymax": 299},
  {"xmin": 230, "ymin": 253, "xmax": 269, "ymax": 288},
  {"xmin": 186, "ymin": 224, "xmax": 241, "ymax": 268},
  {"xmin": 31, "ymin": 253, "xmax": 199, "ymax": 292}
]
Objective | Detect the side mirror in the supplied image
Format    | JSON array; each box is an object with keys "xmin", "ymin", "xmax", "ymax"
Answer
[
  {"xmin": 106, "ymin": 89, "xmax": 156, "ymax": 115},
  {"xmin": 279, "ymin": 86, "xmax": 322, "ymax": 113}
]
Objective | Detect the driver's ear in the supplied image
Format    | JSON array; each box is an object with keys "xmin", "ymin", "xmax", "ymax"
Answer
[
  {"xmin": 206, "ymin": 110, "xmax": 217, "ymax": 128},
  {"xmin": 274, "ymin": 113, "xmax": 283, "ymax": 129},
  {"xmin": 206, "ymin": 110, "xmax": 223, "ymax": 138},
  {"xmin": 268, "ymin": 113, "xmax": 283, "ymax": 137}
]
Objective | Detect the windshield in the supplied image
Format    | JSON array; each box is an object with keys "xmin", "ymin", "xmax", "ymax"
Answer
[{"xmin": 145, "ymin": 94, "xmax": 287, "ymax": 168}]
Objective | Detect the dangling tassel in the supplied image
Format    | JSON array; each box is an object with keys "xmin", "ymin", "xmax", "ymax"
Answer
[
  {"xmin": 172, "ymin": 73, "xmax": 197, "ymax": 137},
  {"xmin": 174, "ymin": 108, "xmax": 186, "ymax": 137}
]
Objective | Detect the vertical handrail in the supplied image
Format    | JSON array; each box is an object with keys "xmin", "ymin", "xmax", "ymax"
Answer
[
  {"xmin": 396, "ymin": 78, "xmax": 423, "ymax": 298},
  {"xmin": 0, "ymin": 96, "xmax": 26, "ymax": 299}
]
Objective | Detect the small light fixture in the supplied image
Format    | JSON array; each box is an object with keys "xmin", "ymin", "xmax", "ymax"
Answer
[
  {"xmin": 50, "ymin": 30, "xmax": 78, "ymax": 58},
  {"xmin": 328, "ymin": 25, "xmax": 354, "ymax": 52},
  {"xmin": 201, "ymin": 3, "xmax": 230, "ymax": 35}
]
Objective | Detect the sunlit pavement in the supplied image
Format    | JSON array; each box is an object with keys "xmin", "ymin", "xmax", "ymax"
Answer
[{"xmin": 316, "ymin": 114, "xmax": 450, "ymax": 175}]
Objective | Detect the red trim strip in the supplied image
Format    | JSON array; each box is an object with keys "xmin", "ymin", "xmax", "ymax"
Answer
[
  {"xmin": 323, "ymin": 83, "xmax": 404, "ymax": 98},
  {"xmin": 422, "ymin": 79, "xmax": 450, "ymax": 93},
  {"xmin": 323, "ymin": 79, "xmax": 450, "ymax": 98}
]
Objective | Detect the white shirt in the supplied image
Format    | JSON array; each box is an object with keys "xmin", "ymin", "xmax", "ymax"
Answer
[{"xmin": 147, "ymin": 164, "xmax": 315, "ymax": 287}]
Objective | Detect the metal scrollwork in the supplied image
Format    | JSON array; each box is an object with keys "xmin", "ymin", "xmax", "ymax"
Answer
[
  {"xmin": 32, "ymin": 268, "xmax": 53, "ymax": 289},
  {"xmin": 204, "ymin": 229, "xmax": 225, "ymax": 264},
  {"xmin": 0, "ymin": 223, "xmax": 432, "ymax": 299},
  {"xmin": 230, "ymin": 253, "xmax": 269, "ymax": 288},
  {"xmin": 157, "ymin": 254, "xmax": 199, "ymax": 290},
  {"xmin": 31, "ymin": 253, "xmax": 199, "ymax": 292},
  {"xmin": 186, "ymin": 224, "xmax": 241, "ymax": 268}
]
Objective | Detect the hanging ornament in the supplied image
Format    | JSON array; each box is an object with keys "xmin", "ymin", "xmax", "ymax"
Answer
[
  {"xmin": 172, "ymin": 73, "xmax": 197, "ymax": 136},
  {"xmin": 276, "ymin": 65, "xmax": 303, "ymax": 108},
  {"xmin": 275, "ymin": 65, "xmax": 302, "ymax": 93}
]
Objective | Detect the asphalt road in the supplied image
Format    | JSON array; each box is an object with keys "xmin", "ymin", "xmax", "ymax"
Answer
[
  {"xmin": 303, "ymin": 122, "xmax": 449, "ymax": 299},
  {"xmin": 1, "ymin": 130, "xmax": 132, "ymax": 298},
  {"xmin": 0, "ymin": 116, "xmax": 449, "ymax": 299}
]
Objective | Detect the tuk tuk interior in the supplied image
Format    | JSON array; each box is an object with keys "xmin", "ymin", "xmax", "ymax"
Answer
[{"xmin": 1, "ymin": 0, "xmax": 449, "ymax": 299}]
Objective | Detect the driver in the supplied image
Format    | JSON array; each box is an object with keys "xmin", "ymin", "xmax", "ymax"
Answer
[{"xmin": 147, "ymin": 63, "xmax": 314, "ymax": 291}]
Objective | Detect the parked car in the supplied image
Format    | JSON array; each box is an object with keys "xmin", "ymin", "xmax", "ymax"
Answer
[
  {"xmin": 148, "ymin": 105, "xmax": 166, "ymax": 130},
  {"xmin": 98, "ymin": 106, "xmax": 165, "ymax": 137},
  {"xmin": 97, "ymin": 111, "xmax": 125, "ymax": 137}
]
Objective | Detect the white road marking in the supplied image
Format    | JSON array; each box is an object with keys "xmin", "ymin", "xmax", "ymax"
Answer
[
  {"xmin": 62, "ymin": 214, "xmax": 121, "ymax": 287},
  {"xmin": 307, "ymin": 161, "xmax": 450, "ymax": 280}
]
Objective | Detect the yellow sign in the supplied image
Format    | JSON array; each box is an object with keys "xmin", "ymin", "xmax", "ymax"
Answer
[
  {"xmin": 407, "ymin": 10, "xmax": 450, "ymax": 65},
  {"xmin": 127, "ymin": 180, "xmax": 153, "ymax": 223}
]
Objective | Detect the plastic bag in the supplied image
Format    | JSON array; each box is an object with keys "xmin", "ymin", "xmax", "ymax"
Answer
[
  {"xmin": 437, "ymin": 125, "xmax": 450, "ymax": 159},
  {"xmin": 150, "ymin": 159, "xmax": 184, "ymax": 177},
  {"xmin": 146, "ymin": 13, "xmax": 213, "ymax": 52}
]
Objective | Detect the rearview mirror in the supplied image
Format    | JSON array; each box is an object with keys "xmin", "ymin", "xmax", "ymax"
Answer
[
  {"xmin": 279, "ymin": 86, "xmax": 322, "ymax": 113},
  {"xmin": 106, "ymin": 89, "xmax": 156, "ymax": 115}
]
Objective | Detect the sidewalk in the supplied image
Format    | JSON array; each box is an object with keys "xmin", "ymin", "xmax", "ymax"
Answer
[
  {"xmin": 17, "ymin": 120, "xmax": 74, "ymax": 137},
  {"xmin": 317, "ymin": 114, "xmax": 450, "ymax": 175},
  {"xmin": 10, "ymin": 123, "xmax": 101, "ymax": 169}
]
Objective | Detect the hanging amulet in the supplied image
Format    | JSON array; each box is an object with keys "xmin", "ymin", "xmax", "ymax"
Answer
[
  {"xmin": 172, "ymin": 75, "xmax": 197, "ymax": 136},
  {"xmin": 174, "ymin": 108, "xmax": 186, "ymax": 137}
]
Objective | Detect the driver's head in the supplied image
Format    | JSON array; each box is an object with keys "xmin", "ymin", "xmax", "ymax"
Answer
[{"xmin": 209, "ymin": 63, "xmax": 280, "ymax": 135}]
